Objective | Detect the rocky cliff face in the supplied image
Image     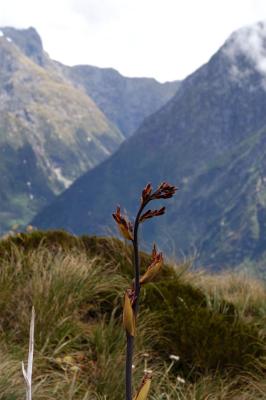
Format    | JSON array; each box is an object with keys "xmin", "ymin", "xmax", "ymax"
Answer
[
  {"xmin": 64, "ymin": 64, "xmax": 180, "ymax": 137},
  {"xmin": 1, "ymin": 26, "xmax": 46, "ymax": 66}
]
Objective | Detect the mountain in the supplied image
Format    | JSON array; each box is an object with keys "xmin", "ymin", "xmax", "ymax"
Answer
[
  {"xmin": 64, "ymin": 65, "xmax": 180, "ymax": 137},
  {"xmin": 0, "ymin": 26, "xmax": 123, "ymax": 232},
  {"xmin": 33, "ymin": 21, "xmax": 266, "ymax": 272},
  {"xmin": 0, "ymin": 27, "xmax": 178, "ymax": 233}
]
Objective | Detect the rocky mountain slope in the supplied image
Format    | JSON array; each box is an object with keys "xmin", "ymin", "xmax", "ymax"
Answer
[
  {"xmin": 64, "ymin": 65, "xmax": 180, "ymax": 137},
  {"xmin": 0, "ymin": 27, "xmax": 178, "ymax": 232},
  {"xmin": 33, "ymin": 22, "xmax": 266, "ymax": 272},
  {"xmin": 0, "ymin": 27, "xmax": 123, "ymax": 185},
  {"xmin": 0, "ymin": 27, "xmax": 123, "ymax": 231}
]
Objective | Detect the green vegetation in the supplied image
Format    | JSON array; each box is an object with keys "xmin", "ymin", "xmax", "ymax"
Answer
[{"xmin": 0, "ymin": 230, "xmax": 265, "ymax": 399}]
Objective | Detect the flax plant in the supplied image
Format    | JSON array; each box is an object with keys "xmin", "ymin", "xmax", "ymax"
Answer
[{"xmin": 113, "ymin": 182, "xmax": 177, "ymax": 400}]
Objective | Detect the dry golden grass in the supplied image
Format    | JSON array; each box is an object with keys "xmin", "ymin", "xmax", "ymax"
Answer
[
  {"xmin": 179, "ymin": 268, "xmax": 266, "ymax": 323},
  {"xmin": 0, "ymin": 232, "xmax": 265, "ymax": 399}
]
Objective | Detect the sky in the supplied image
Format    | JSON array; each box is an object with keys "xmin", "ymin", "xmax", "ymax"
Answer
[{"xmin": 1, "ymin": 0, "xmax": 266, "ymax": 82}]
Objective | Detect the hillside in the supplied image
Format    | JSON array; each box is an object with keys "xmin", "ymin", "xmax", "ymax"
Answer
[
  {"xmin": 64, "ymin": 64, "xmax": 180, "ymax": 137},
  {"xmin": 33, "ymin": 21, "xmax": 266, "ymax": 272},
  {"xmin": 0, "ymin": 230, "xmax": 265, "ymax": 399},
  {"xmin": 0, "ymin": 27, "xmax": 123, "ymax": 185},
  {"xmin": 0, "ymin": 27, "xmax": 124, "ymax": 232},
  {"xmin": 0, "ymin": 27, "xmax": 178, "ymax": 233}
]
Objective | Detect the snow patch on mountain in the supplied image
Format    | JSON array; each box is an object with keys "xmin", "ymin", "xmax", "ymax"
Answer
[{"xmin": 53, "ymin": 167, "xmax": 73, "ymax": 189}]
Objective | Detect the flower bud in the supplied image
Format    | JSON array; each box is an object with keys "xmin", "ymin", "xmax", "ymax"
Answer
[
  {"xmin": 140, "ymin": 245, "xmax": 163, "ymax": 284},
  {"xmin": 141, "ymin": 183, "xmax": 152, "ymax": 205},
  {"xmin": 112, "ymin": 206, "xmax": 133, "ymax": 241},
  {"xmin": 151, "ymin": 182, "xmax": 177, "ymax": 200},
  {"xmin": 139, "ymin": 207, "xmax": 165, "ymax": 222}
]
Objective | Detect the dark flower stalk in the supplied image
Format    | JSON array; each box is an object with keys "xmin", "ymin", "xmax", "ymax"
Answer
[{"xmin": 112, "ymin": 182, "xmax": 177, "ymax": 400}]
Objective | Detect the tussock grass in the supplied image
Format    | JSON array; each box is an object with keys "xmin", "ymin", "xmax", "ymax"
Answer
[
  {"xmin": 0, "ymin": 246, "xmax": 127, "ymax": 352},
  {"xmin": 0, "ymin": 231, "xmax": 265, "ymax": 399},
  {"xmin": 183, "ymin": 269, "xmax": 266, "ymax": 328},
  {"xmin": 0, "ymin": 346, "xmax": 24, "ymax": 399}
]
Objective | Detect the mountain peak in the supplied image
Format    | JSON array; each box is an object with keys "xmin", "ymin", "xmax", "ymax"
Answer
[
  {"xmin": 0, "ymin": 26, "xmax": 44, "ymax": 65},
  {"xmin": 223, "ymin": 21, "xmax": 266, "ymax": 79}
]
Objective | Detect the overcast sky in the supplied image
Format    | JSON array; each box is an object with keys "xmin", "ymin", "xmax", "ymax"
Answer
[{"xmin": 1, "ymin": 0, "xmax": 266, "ymax": 82}]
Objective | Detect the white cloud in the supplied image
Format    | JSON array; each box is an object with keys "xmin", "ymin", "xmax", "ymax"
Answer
[
  {"xmin": 69, "ymin": 0, "xmax": 125, "ymax": 25},
  {"xmin": 225, "ymin": 21, "xmax": 266, "ymax": 75},
  {"xmin": 1, "ymin": 0, "xmax": 266, "ymax": 81}
]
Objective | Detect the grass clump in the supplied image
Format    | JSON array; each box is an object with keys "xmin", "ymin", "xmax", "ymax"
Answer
[
  {"xmin": 0, "ymin": 230, "xmax": 265, "ymax": 399},
  {"xmin": 143, "ymin": 279, "xmax": 263, "ymax": 375},
  {"xmin": 0, "ymin": 241, "xmax": 126, "ymax": 355}
]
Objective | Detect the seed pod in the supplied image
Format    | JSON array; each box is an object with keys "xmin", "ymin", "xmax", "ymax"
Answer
[
  {"xmin": 123, "ymin": 289, "xmax": 136, "ymax": 336},
  {"xmin": 133, "ymin": 374, "xmax": 152, "ymax": 400}
]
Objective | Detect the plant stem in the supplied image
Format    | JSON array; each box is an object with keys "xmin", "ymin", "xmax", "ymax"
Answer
[
  {"xmin": 125, "ymin": 334, "xmax": 134, "ymax": 400},
  {"xmin": 125, "ymin": 204, "xmax": 145, "ymax": 400},
  {"xmin": 133, "ymin": 205, "xmax": 144, "ymax": 311}
]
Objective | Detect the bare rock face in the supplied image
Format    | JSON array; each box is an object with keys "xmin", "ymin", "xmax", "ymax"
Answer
[
  {"xmin": 64, "ymin": 64, "xmax": 180, "ymax": 137},
  {"xmin": 1, "ymin": 27, "xmax": 45, "ymax": 65}
]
